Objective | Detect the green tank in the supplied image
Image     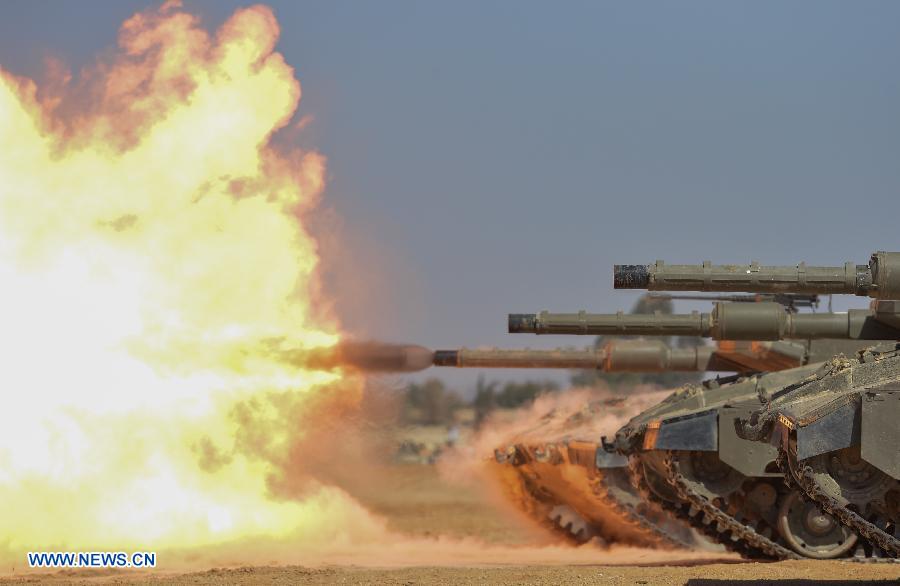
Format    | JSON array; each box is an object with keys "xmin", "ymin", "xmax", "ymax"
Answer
[
  {"xmin": 604, "ymin": 252, "xmax": 900, "ymax": 559},
  {"xmin": 508, "ymin": 298, "xmax": 894, "ymax": 558}
]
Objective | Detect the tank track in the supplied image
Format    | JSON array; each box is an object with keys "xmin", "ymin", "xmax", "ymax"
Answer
[
  {"xmin": 628, "ymin": 456, "xmax": 736, "ymax": 553},
  {"xmin": 496, "ymin": 444, "xmax": 688, "ymax": 549},
  {"xmin": 491, "ymin": 458, "xmax": 594, "ymax": 544},
  {"xmin": 585, "ymin": 466, "xmax": 691, "ymax": 550},
  {"xmin": 777, "ymin": 444, "xmax": 900, "ymax": 559},
  {"xmin": 660, "ymin": 451, "xmax": 799, "ymax": 559},
  {"xmin": 628, "ymin": 453, "xmax": 797, "ymax": 559},
  {"xmin": 548, "ymin": 504, "xmax": 596, "ymax": 543}
]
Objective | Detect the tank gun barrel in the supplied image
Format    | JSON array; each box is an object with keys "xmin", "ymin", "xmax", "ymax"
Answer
[
  {"xmin": 509, "ymin": 311, "xmax": 710, "ymax": 337},
  {"xmin": 434, "ymin": 347, "xmax": 602, "ymax": 369},
  {"xmin": 287, "ymin": 339, "xmax": 812, "ymax": 375},
  {"xmin": 433, "ymin": 342, "xmax": 715, "ymax": 372},
  {"xmin": 614, "ymin": 252, "xmax": 900, "ymax": 299},
  {"xmin": 510, "ymin": 303, "xmax": 900, "ymax": 340}
]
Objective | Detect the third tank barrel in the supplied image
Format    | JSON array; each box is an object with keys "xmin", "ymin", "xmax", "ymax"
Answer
[{"xmin": 613, "ymin": 252, "xmax": 900, "ymax": 299}]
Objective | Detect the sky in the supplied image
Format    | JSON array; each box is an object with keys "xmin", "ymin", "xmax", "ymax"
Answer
[{"xmin": 2, "ymin": 1, "xmax": 898, "ymax": 393}]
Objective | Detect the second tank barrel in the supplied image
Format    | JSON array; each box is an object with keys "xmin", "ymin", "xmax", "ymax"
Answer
[{"xmin": 434, "ymin": 348, "xmax": 603, "ymax": 369}]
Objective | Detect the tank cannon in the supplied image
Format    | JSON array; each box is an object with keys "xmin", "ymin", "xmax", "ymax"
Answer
[
  {"xmin": 613, "ymin": 252, "xmax": 900, "ymax": 299},
  {"xmin": 433, "ymin": 342, "xmax": 713, "ymax": 372},
  {"xmin": 297, "ymin": 340, "xmax": 725, "ymax": 373},
  {"xmin": 299, "ymin": 339, "xmax": 810, "ymax": 375},
  {"xmin": 508, "ymin": 304, "xmax": 900, "ymax": 340}
]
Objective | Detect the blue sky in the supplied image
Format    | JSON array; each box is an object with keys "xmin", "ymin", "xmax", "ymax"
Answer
[{"xmin": 2, "ymin": 1, "xmax": 898, "ymax": 391}]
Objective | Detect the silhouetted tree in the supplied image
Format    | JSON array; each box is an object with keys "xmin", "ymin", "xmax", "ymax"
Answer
[
  {"xmin": 494, "ymin": 380, "xmax": 560, "ymax": 408},
  {"xmin": 473, "ymin": 374, "xmax": 498, "ymax": 429},
  {"xmin": 403, "ymin": 378, "xmax": 463, "ymax": 425}
]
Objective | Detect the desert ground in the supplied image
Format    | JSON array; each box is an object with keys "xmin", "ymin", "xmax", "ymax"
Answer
[{"xmin": 2, "ymin": 463, "xmax": 898, "ymax": 585}]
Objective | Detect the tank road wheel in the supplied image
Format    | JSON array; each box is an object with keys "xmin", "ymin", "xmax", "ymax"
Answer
[{"xmin": 777, "ymin": 490, "xmax": 857, "ymax": 559}]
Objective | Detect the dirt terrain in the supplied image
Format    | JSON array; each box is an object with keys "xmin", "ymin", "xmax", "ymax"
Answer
[
  {"xmin": 2, "ymin": 464, "xmax": 898, "ymax": 585},
  {"xmin": 6, "ymin": 562, "xmax": 899, "ymax": 585}
]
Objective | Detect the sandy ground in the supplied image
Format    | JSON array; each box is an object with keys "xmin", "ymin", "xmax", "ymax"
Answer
[
  {"xmin": 2, "ymin": 464, "xmax": 898, "ymax": 585},
  {"xmin": 4, "ymin": 561, "xmax": 900, "ymax": 585}
]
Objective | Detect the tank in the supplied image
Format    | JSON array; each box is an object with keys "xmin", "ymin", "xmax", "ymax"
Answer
[
  {"xmin": 605, "ymin": 252, "xmax": 900, "ymax": 559},
  {"xmin": 508, "ymin": 308, "xmax": 894, "ymax": 557}
]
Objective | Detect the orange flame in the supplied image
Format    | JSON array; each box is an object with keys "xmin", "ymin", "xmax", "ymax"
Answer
[{"xmin": 0, "ymin": 1, "xmax": 366, "ymax": 560}]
